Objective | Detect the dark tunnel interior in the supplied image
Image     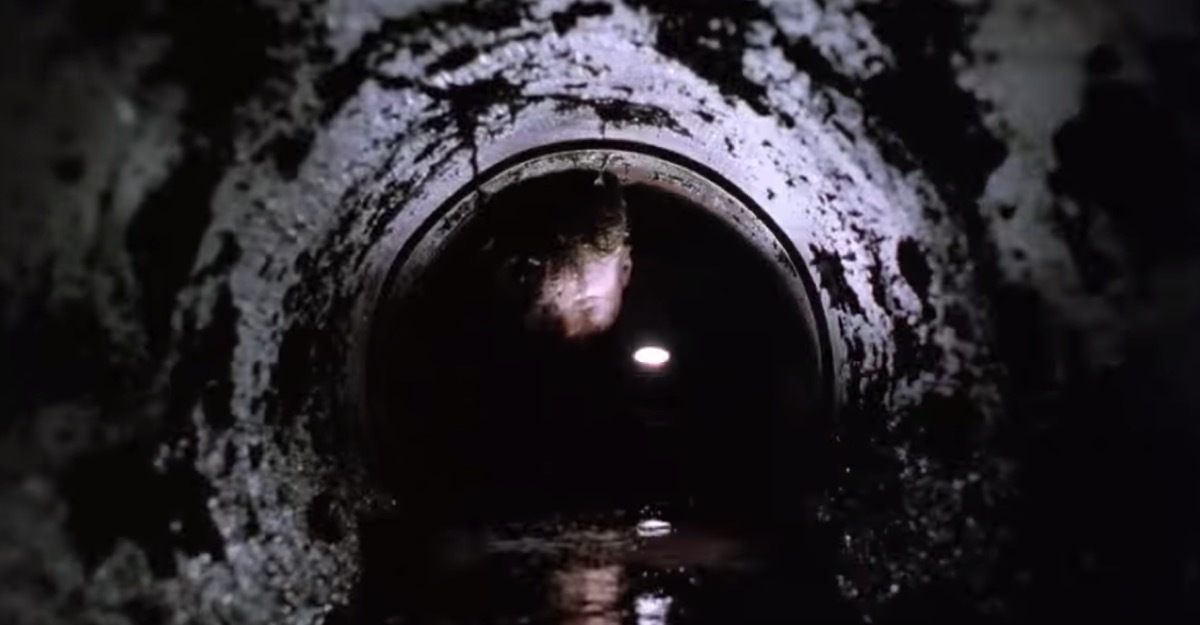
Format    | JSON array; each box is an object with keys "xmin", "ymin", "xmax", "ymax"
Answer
[
  {"xmin": 3, "ymin": 0, "xmax": 1200, "ymax": 624},
  {"xmin": 356, "ymin": 172, "xmax": 840, "ymax": 623}
]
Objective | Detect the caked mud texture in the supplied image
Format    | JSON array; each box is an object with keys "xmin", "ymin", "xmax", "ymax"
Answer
[
  {"xmin": 1, "ymin": 1, "xmax": 1199, "ymax": 624},
  {"xmin": 0, "ymin": 0, "xmax": 1032, "ymax": 621},
  {"xmin": 314, "ymin": 9, "xmax": 1008, "ymax": 615},
  {"xmin": 357, "ymin": 145, "xmax": 839, "ymax": 463}
]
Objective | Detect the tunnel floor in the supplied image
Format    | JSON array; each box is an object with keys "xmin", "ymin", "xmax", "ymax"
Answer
[
  {"xmin": 351, "ymin": 172, "xmax": 841, "ymax": 623},
  {"xmin": 348, "ymin": 510, "xmax": 848, "ymax": 625}
]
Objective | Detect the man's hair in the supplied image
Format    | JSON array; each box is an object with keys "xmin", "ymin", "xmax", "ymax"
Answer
[
  {"xmin": 481, "ymin": 170, "xmax": 629, "ymax": 277},
  {"xmin": 475, "ymin": 170, "xmax": 633, "ymax": 337}
]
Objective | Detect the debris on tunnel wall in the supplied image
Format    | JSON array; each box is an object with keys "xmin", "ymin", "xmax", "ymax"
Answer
[{"xmin": 0, "ymin": 0, "xmax": 1197, "ymax": 623}]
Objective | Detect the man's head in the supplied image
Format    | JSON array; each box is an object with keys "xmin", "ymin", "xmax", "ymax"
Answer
[{"xmin": 482, "ymin": 171, "xmax": 632, "ymax": 339}]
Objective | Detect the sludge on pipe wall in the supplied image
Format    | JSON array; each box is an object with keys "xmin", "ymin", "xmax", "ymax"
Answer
[{"xmin": 0, "ymin": 0, "xmax": 1198, "ymax": 623}]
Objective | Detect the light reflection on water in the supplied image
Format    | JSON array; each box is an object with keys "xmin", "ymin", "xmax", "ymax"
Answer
[
  {"xmin": 529, "ymin": 514, "xmax": 700, "ymax": 625},
  {"xmin": 397, "ymin": 512, "xmax": 761, "ymax": 625},
  {"xmin": 635, "ymin": 594, "xmax": 672, "ymax": 625},
  {"xmin": 554, "ymin": 564, "xmax": 623, "ymax": 625},
  {"xmin": 547, "ymin": 516, "xmax": 685, "ymax": 625},
  {"xmin": 635, "ymin": 519, "xmax": 672, "ymax": 538}
]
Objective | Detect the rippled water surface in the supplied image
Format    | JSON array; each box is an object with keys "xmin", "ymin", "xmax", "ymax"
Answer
[{"xmin": 359, "ymin": 506, "xmax": 845, "ymax": 625}]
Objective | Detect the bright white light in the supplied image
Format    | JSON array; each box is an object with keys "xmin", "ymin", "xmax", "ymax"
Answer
[
  {"xmin": 636, "ymin": 593, "xmax": 673, "ymax": 625},
  {"xmin": 633, "ymin": 346, "xmax": 671, "ymax": 368},
  {"xmin": 636, "ymin": 518, "xmax": 672, "ymax": 538}
]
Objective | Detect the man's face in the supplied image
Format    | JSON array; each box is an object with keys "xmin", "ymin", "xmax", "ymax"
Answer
[{"xmin": 526, "ymin": 245, "xmax": 632, "ymax": 339}]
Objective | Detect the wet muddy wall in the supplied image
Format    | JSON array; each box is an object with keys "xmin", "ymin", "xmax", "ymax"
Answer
[{"xmin": 1, "ymin": 0, "xmax": 1198, "ymax": 622}]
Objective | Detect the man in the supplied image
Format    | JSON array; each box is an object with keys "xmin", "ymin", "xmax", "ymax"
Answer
[{"xmin": 482, "ymin": 170, "xmax": 633, "ymax": 340}]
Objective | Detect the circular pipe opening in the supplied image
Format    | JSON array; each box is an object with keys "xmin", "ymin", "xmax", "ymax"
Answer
[
  {"xmin": 366, "ymin": 147, "xmax": 834, "ymax": 512},
  {"xmin": 356, "ymin": 144, "xmax": 843, "ymax": 622}
]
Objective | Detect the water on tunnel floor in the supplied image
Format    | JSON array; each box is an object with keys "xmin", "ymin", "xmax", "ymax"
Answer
[{"xmin": 361, "ymin": 171, "xmax": 841, "ymax": 624}]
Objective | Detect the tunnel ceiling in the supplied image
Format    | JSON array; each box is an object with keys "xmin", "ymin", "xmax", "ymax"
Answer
[{"xmin": 1, "ymin": 0, "xmax": 1199, "ymax": 623}]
